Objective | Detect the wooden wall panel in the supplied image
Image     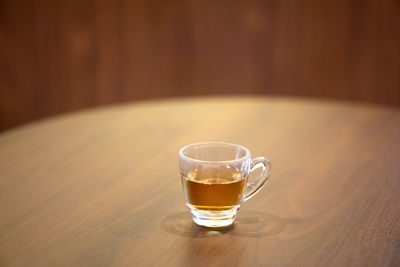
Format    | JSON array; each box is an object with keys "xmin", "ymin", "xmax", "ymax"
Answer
[{"xmin": 0, "ymin": 0, "xmax": 399, "ymax": 130}]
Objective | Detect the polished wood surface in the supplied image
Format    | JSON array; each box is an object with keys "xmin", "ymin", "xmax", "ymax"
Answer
[
  {"xmin": 1, "ymin": 0, "xmax": 400, "ymax": 131},
  {"xmin": 0, "ymin": 97, "xmax": 400, "ymax": 266}
]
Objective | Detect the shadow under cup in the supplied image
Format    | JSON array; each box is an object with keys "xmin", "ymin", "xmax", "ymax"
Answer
[{"xmin": 179, "ymin": 142, "xmax": 271, "ymax": 228}]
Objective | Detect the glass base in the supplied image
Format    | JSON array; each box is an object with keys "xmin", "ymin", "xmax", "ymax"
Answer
[{"xmin": 188, "ymin": 205, "xmax": 239, "ymax": 228}]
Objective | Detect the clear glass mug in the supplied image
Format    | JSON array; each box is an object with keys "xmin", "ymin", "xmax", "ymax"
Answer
[{"xmin": 179, "ymin": 142, "xmax": 272, "ymax": 227}]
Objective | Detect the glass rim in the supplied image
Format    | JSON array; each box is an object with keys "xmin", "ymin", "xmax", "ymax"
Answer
[{"xmin": 179, "ymin": 141, "xmax": 251, "ymax": 164}]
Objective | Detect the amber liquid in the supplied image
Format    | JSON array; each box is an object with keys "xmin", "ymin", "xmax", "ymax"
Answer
[{"xmin": 181, "ymin": 170, "xmax": 247, "ymax": 211}]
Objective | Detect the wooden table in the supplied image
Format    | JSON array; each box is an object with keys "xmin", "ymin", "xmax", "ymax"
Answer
[{"xmin": 1, "ymin": 97, "xmax": 399, "ymax": 266}]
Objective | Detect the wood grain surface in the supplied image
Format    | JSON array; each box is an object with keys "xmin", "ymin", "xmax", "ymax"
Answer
[
  {"xmin": 0, "ymin": 97, "xmax": 400, "ymax": 266},
  {"xmin": 1, "ymin": 0, "xmax": 400, "ymax": 130}
]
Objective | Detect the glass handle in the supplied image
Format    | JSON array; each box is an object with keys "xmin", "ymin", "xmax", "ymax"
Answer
[{"xmin": 244, "ymin": 157, "xmax": 271, "ymax": 201}]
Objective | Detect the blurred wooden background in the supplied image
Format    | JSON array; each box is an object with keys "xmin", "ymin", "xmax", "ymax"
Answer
[{"xmin": 0, "ymin": 0, "xmax": 399, "ymax": 131}]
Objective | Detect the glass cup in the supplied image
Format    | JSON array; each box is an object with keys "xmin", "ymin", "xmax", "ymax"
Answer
[{"xmin": 179, "ymin": 142, "xmax": 271, "ymax": 228}]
